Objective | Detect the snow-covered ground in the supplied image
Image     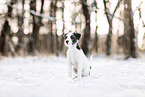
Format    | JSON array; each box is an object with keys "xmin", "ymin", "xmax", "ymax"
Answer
[{"xmin": 0, "ymin": 54, "xmax": 145, "ymax": 97}]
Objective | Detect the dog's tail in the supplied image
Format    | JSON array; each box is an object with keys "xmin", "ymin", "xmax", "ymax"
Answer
[{"xmin": 89, "ymin": 55, "xmax": 93, "ymax": 70}]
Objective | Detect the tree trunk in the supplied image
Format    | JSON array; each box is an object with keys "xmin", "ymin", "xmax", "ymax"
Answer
[
  {"xmin": 94, "ymin": 25, "xmax": 98, "ymax": 52},
  {"xmin": 28, "ymin": 0, "xmax": 36, "ymax": 54},
  {"xmin": 103, "ymin": 0, "xmax": 122, "ymax": 55},
  {"xmin": 54, "ymin": 0, "xmax": 59, "ymax": 56},
  {"xmin": 0, "ymin": 20, "xmax": 11, "ymax": 56},
  {"xmin": 38, "ymin": 0, "xmax": 44, "ymax": 52},
  {"xmin": 49, "ymin": 0, "xmax": 55, "ymax": 54},
  {"xmin": 124, "ymin": 0, "xmax": 138, "ymax": 58},
  {"xmin": 92, "ymin": 10, "xmax": 98, "ymax": 53},
  {"xmin": 60, "ymin": 1, "xmax": 65, "ymax": 52},
  {"xmin": 106, "ymin": 21, "xmax": 113, "ymax": 55},
  {"xmin": 94, "ymin": 1, "xmax": 98, "ymax": 53},
  {"xmin": 29, "ymin": 0, "xmax": 44, "ymax": 54},
  {"xmin": 80, "ymin": 0, "xmax": 91, "ymax": 55},
  {"xmin": 0, "ymin": 0, "xmax": 16, "ymax": 56},
  {"xmin": 16, "ymin": 0, "xmax": 25, "ymax": 54}
]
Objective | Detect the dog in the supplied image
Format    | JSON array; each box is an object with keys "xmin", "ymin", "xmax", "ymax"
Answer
[{"xmin": 64, "ymin": 32, "xmax": 91, "ymax": 79}]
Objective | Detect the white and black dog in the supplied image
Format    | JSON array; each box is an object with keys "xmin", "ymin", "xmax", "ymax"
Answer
[{"xmin": 64, "ymin": 32, "xmax": 91, "ymax": 79}]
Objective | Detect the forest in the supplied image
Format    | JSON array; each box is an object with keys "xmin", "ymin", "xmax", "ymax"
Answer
[{"xmin": 0, "ymin": 0, "xmax": 144, "ymax": 59}]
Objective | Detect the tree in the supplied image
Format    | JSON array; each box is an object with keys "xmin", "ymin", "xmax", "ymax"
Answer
[
  {"xmin": 103, "ymin": 0, "xmax": 122, "ymax": 55},
  {"xmin": 0, "ymin": 20, "xmax": 11, "ymax": 56},
  {"xmin": 92, "ymin": 0, "xmax": 98, "ymax": 53},
  {"xmin": 48, "ymin": 0, "xmax": 55, "ymax": 54},
  {"xmin": 28, "ymin": 0, "xmax": 44, "ymax": 54},
  {"xmin": 53, "ymin": 0, "xmax": 59, "ymax": 56},
  {"xmin": 15, "ymin": 0, "xmax": 25, "ymax": 54},
  {"xmin": 60, "ymin": 0, "xmax": 65, "ymax": 52},
  {"xmin": 0, "ymin": 0, "xmax": 16, "ymax": 56},
  {"xmin": 124, "ymin": 0, "xmax": 138, "ymax": 58},
  {"xmin": 80, "ymin": 0, "xmax": 91, "ymax": 55}
]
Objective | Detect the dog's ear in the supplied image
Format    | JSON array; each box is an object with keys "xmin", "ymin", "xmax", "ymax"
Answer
[
  {"xmin": 74, "ymin": 33, "xmax": 81, "ymax": 40},
  {"xmin": 63, "ymin": 33, "xmax": 67, "ymax": 39}
]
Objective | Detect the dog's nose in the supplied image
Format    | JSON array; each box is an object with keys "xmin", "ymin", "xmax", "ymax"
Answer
[{"xmin": 66, "ymin": 40, "xmax": 69, "ymax": 44}]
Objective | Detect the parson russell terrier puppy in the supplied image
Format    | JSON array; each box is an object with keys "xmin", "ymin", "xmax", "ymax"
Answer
[{"xmin": 64, "ymin": 32, "xmax": 91, "ymax": 79}]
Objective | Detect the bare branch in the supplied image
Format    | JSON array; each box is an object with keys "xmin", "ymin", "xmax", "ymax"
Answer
[
  {"xmin": 112, "ymin": 0, "xmax": 122, "ymax": 17},
  {"xmin": 103, "ymin": 0, "xmax": 122, "ymax": 22},
  {"xmin": 133, "ymin": 1, "xmax": 143, "ymax": 13},
  {"xmin": 2, "ymin": 0, "xmax": 93, "ymax": 24},
  {"xmin": 114, "ymin": 16, "xmax": 130, "ymax": 29},
  {"xmin": 103, "ymin": 0, "xmax": 111, "ymax": 22}
]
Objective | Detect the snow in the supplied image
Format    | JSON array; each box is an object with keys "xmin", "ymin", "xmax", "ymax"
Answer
[{"xmin": 0, "ymin": 55, "xmax": 145, "ymax": 97}]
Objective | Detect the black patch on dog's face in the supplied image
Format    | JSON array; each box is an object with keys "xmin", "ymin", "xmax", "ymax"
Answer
[
  {"xmin": 76, "ymin": 43, "xmax": 81, "ymax": 50},
  {"xmin": 71, "ymin": 33, "xmax": 81, "ymax": 45},
  {"xmin": 71, "ymin": 35, "xmax": 77, "ymax": 45}
]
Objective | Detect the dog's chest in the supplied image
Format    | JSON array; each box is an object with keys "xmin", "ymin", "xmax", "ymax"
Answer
[{"xmin": 67, "ymin": 48, "xmax": 79, "ymax": 66}]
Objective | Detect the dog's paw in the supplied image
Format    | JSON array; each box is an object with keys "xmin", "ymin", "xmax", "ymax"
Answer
[
  {"xmin": 73, "ymin": 77, "xmax": 82, "ymax": 81},
  {"xmin": 72, "ymin": 75, "xmax": 77, "ymax": 80},
  {"xmin": 77, "ymin": 76, "xmax": 82, "ymax": 80},
  {"xmin": 73, "ymin": 76, "xmax": 82, "ymax": 80}
]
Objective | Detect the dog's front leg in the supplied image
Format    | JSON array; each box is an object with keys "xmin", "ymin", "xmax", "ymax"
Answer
[
  {"xmin": 77, "ymin": 62, "xmax": 82, "ymax": 79},
  {"xmin": 68, "ymin": 60, "xmax": 72, "ymax": 78}
]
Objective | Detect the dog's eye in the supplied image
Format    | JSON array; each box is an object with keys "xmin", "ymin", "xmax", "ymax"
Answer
[{"xmin": 71, "ymin": 36, "xmax": 75, "ymax": 40}]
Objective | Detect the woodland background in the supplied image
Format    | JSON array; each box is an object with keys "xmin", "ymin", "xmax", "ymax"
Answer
[{"xmin": 0, "ymin": 0, "xmax": 145, "ymax": 59}]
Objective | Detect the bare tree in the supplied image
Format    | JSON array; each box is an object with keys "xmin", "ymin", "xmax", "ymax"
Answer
[
  {"xmin": 60, "ymin": 0, "xmax": 65, "ymax": 52},
  {"xmin": 80, "ymin": 0, "xmax": 91, "ymax": 55},
  {"xmin": 28, "ymin": 0, "xmax": 44, "ymax": 54},
  {"xmin": 54, "ymin": 0, "xmax": 59, "ymax": 56},
  {"xmin": 103, "ymin": 0, "xmax": 122, "ymax": 55},
  {"xmin": 124, "ymin": 0, "xmax": 138, "ymax": 59},
  {"xmin": 0, "ymin": 20, "xmax": 11, "ymax": 56},
  {"xmin": 0, "ymin": 0, "xmax": 16, "ymax": 56},
  {"xmin": 15, "ymin": 0, "xmax": 25, "ymax": 54},
  {"xmin": 48, "ymin": 0, "xmax": 55, "ymax": 54},
  {"xmin": 92, "ymin": 0, "xmax": 98, "ymax": 53}
]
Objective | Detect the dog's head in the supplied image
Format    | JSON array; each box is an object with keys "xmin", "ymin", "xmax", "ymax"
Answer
[{"xmin": 64, "ymin": 32, "xmax": 81, "ymax": 47}]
